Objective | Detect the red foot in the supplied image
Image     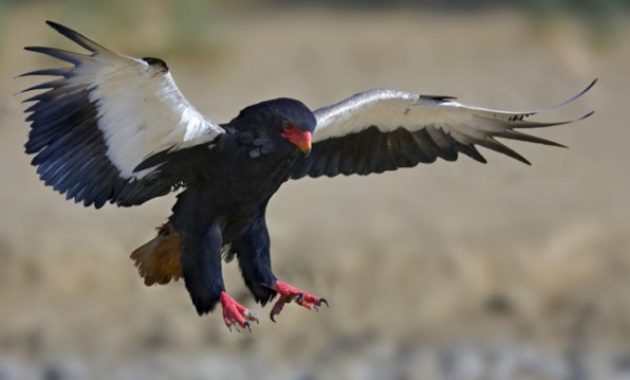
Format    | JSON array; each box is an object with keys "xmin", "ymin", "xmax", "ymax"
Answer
[
  {"xmin": 269, "ymin": 280, "xmax": 328, "ymax": 322},
  {"xmin": 220, "ymin": 291, "xmax": 259, "ymax": 332}
]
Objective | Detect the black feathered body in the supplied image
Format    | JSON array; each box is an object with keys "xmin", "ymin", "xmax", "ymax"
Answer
[{"xmin": 158, "ymin": 99, "xmax": 315, "ymax": 314}]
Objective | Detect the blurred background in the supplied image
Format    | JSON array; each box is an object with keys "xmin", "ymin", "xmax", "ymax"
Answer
[{"xmin": 0, "ymin": 0, "xmax": 629, "ymax": 379}]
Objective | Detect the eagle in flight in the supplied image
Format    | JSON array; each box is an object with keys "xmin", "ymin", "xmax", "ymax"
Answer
[{"xmin": 22, "ymin": 21, "xmax": 595, "ymax": 331}]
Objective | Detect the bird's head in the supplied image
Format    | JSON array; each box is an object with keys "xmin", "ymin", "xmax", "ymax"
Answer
[
  {"xmin": 237, "ymin": 98, "xmax": 316, "ymax": 155},
  {"xmin": 277, "ymin": 103, "xmax": 315, "ymax": 155}
]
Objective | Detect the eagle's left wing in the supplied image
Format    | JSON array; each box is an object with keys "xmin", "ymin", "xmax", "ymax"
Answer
[{"xmin": 291, "ymin": 81, "xmax": 595, "ymax": 179}]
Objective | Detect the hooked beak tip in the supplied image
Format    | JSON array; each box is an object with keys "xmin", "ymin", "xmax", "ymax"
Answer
[
  {"xmin": 298, "ymin": 141, "xmax": 312, "ymax": 155},
  {"xmin": 282, "ymin": 127, "xmax": 312, "ymax": 155}
]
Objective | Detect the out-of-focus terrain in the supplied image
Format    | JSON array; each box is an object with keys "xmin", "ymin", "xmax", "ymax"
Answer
[{"xmin": 0, "ymin": 2, "xmax": 629, "ymax": 379}]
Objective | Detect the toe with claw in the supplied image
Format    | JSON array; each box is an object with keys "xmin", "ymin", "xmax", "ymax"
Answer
[
  {"xmin": 220, "ymin": 291, "xmax": 259, "ymax": 332},
  {"xmin": 269, "ymin": 280, "xmax": 328, "ymax": 322}
]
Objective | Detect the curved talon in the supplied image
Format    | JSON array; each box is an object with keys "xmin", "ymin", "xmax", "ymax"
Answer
[
  {"xmin": 270, "ymin": 294, "xmax": 290, "ymax": 322},
  {"xmin": 269, "ymin": 280, "xmax": 327, "ymax": 321},
  {"xmin": 294, "ymin": 293, "xmax": 304, "ymax": 304},
  {"xmin": 220, "ymin": 291, "xmax": 259, "ymax": 332}
]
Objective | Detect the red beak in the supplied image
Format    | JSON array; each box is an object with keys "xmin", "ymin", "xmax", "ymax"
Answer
[{"xmin": 281, "ymin": 126, "xmax": 312, "ymax": 154}]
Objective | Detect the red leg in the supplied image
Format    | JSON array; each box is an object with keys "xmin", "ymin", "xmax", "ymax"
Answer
[
  {"xmin": 269, "ymin": 280, "xmax": 328, "ymax": 322},
  {"xmin": 220, "ymin": 291, "xmax": 259, "ymax": 332}
]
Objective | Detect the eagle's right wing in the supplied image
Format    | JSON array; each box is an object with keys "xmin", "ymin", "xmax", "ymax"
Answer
[
  {"xmin": 22, "ymin": 21, "xmax": 224, "ymax": 207},
  {"xmin": 291, "ymin": 82, "xmax": 595, "ymax": 179}
]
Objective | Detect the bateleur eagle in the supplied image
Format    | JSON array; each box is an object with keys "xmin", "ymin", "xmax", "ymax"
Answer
[{"xmin": 21, "ymin": 21, "xmax": 595, "ymax": 331}]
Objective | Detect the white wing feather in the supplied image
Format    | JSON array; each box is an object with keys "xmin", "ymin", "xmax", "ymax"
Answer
[
  {"xmin": 313, "ymin": 82, "xmax": 595, "ymax": 145},
  {"xmin": 75, "ymin": 56, "xmax": 222, "ymax": 178},
  {"xmin": 24, "ymin": 21, "xmax": 223, "ymax": 180}
]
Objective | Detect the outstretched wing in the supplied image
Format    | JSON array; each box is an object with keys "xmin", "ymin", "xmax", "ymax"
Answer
[
  {"xmin": 22, "ymin": 21, "xmax": 224, "ymax": 208},
  {"xmin": 291, "ymin": 81, "xmax": 595, "ymax": 179}
]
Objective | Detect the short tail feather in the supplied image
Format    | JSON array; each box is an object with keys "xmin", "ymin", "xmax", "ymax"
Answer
[{"xmin": 130, "ymin": 223, "xmax": 182, "ymax": 286}]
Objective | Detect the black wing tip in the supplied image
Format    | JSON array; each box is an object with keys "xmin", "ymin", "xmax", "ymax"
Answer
[
  {"xmin": 23, "ymin": 45, "xmax": 85, "ymax": 66},
  {"xmin": 23, "ymin": 45, "xmax": 66, "ymax": 55},
  {"xmin": 45, "ymin": 20, "xmax": 76, "ymax": 37},
  {"xmin": 564, "ymin": 79, "xmax": 597, "ymax": 106},
  {"xmin": 559, "ymin": 78, "xmax": 598, "ymax": 108},
  {"xmin": 23, "ymin": 46, "xmax": 55, "ymax": 57},
  {"xmin": 16, "ymin": 69, "xmax": 37, "ymax": 79},
  {"xmin": 478, "ymin": 138, "xmax": 533, "ymax": 165},
  {"xmin": 511, "ymin": 153, "xmax": 532, "ymax": 165},
  {"xmin": 481, "ymin": 151, "xmax": 531, "ymax": 165},
  {"xmin": 474, "ymin": 153, "xmax": 488, "ymax": 164},
  {"xmin": 45, "ymin": 20, "xmax": 63, "ymax": 29},
  {"xmin": 511, "ymin": 109, "xmax": 595, "ymax": 129},
  {"xmin": 16, "ymin": 68, "xmax": 70, "ymax": 79},
  {"xmin": 24, "ymin": 46, "xmax": 44, "ymax": 52},
  {"xmin": 516, "ymin": 78, "xmax": 598, "ymax": 117},
  {"xmin": 585, "ymin": 78, "xmax": 598, "ymax": 92},
  {"xmin": 43, "ymin": 20, "xmax": 102, "ymax": 54},
  {"xmin": 580, "ymin": 110, "xmax": 595, "ymax": 120}
]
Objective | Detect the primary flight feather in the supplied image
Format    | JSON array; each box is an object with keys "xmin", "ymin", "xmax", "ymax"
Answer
[{"xmin": 22, "ymin": 21, "xmax": 595, "ymax": 330}]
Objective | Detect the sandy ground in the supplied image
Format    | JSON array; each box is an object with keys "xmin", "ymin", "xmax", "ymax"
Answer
[{"xmin": 0, "ymin": 4, "xmax": 629, "ymax": 380}]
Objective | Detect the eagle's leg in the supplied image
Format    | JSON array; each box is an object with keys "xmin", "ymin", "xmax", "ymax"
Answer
[
  {"xmin": 179, "ymin": 221, "xmax": 258, "ymax": 330},
  {"xmin": 232, "ymin": 212, "xmax": 327, "ymax": 321},
  {"xmin": 179, "ymin": 220, "xmax": 223, "ymax": 313},
  {"xmin": 269, "ymin": 280, "xmax": 328, "ymax": 322},
  {"xmin": 173, "ymin": 190, "xmax": 258, "ymax": 330},
  {"xmin": 232, "ymin": 214, "xmax": 277, "ymax": 305}
]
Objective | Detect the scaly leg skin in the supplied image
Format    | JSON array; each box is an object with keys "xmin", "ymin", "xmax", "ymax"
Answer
[
  {"xmin": 220, "ymin": 291, "xmax": 259, "ymax": 332},
  {"xmin": 269, "ymin": 280, "xmax": 328, "ymax": 322}
]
